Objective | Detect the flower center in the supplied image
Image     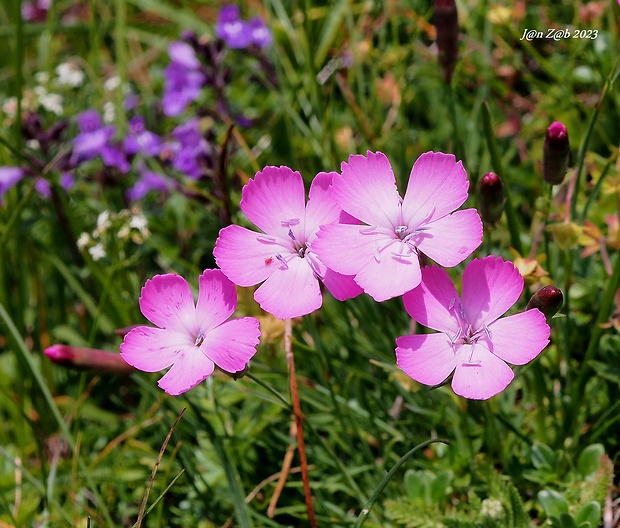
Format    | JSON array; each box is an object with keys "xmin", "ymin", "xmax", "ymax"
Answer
[{"xmin": 195, "ymin": 330, "xmax": 205, "ymax": 347}]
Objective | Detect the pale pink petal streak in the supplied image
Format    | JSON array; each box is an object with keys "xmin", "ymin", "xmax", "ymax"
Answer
[
  {"xmin": 254, "ymin": 257, "xmax": 322, "ymax": 318},
  {"xmin": 240, "ymin": 166, "xmax": 307, "ymax": 238},
  {"xmin": 396, "ymin": 333, "xmax": 458, "ymax": 386},
  {"xmin": 402, "ymin": 152, "xmax": 469, "ymax": 226},
  {"xmin": 462, "ymin": 256, "xmax": 524, "ymax": 328},
  {"xmin": 200, "ymin": 317, "xmax": 261, "ymax": 374},
  {"xmin": 120, "ymin": 326, "xmax": 192, "ymax": 372},
  {"xmin": 157, "ymin": 351, "xmax": 215, "ymax": 396},
  {"xmin": 214, "ymin": 224, "xmax": 287, "ymax": 287},
  {"xmin": 451, "ymin": 344, "xmax": 514, "ymax": 399},
  {"xmin": 195, "ymin": 269, "xmax": 237, "ymax": 333},
  {"xmin": 487, "ymin": 310, "xmax": 550, "ymax": 365},
  {"xmin": 139, "ymin": 274, "xmax": 197, "ymax": 334},
  {"xmin": 416, "ymin": 209, "xmax": 482, "ymax": 267},
  {"xmin": 332, "ymin": 151, "xmax": 401, "ymax": 228},
  {"xmin": 403, "ymin": 266, "xmax": 461, "ymax": 334}
]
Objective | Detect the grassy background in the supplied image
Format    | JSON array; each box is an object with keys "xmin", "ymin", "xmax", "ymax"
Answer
[{"xmin": 0, "ymin": 0, "xmax": 619, "ymax": 526}]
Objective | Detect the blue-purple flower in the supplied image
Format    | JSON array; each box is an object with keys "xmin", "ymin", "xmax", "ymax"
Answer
[
  {"xmin": 127, "ymin": 164, "xmax": 172, "ymax": 201},
  {"xmin": 124, "ymin": 116, "xmax": 162, "ymax": 157},
  {"xmin": 168, "ymin": 119, "xmax": 209, "ymax": 179},
  {"xmin": 0, "ymin": 167, "xmax": 24, "ymax": 203},
  {"xmin": 216, "ymin": 5, "xmax": 272, "ymax": 49},
  {"xmin": 162, "ymin": 42, "xmax": 206, "ymax": 117}
]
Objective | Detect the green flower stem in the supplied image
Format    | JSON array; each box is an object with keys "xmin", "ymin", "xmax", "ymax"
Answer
[
  {"xmin": 446, "ymin": 82, "xmax": 465, "ymax": 165},
  {"xmin": 353, "ymin": 438, "xmax": 448, "ymax": 528},
  {"xmin": 481, "ymin": 101, "xmax": 523, "ymax": 255},
  {"xmin": 115, "ymin": 0, "xmax": 128, "ymax": 135}
]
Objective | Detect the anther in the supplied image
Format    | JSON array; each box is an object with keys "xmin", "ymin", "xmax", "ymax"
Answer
[
  {"xmin": 275, "ymin": 254, "xmax": 289, "ymax": 269},
  {"xmin": 288, "ymin": 228, "xmax": 296, "ymax": 241},
  {"xmin": 195, "ymin": 331, "xmax": 205, "ymax": 347}
]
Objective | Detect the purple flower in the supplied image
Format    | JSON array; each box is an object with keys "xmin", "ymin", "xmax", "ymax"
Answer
[
  {"xmin": 0, "ymin": 167, "xmax": 25, "ymax": 203},
  {"xmin": 168, "ymin": 119, "xmax": 209, "ymax": 179},
  {"xmin": 71, "ymin": 110, "xmax": 129, "ymax": 172},
  {"xmin": 35, "ymin": 178, "xmax": 51, "ymax": 198},
  {"xmin": 162, "ymin": 42, "xmax": 206, "ymax": 117},
  {"xmin": 128, "ymin": 165, "xmax": 172, "ymax": 201},
  {"xmin": 124, "ymin": 117, "xmax": 162, "ymax": 157},
  {"xmin": 216, "ymin": 5, "xmax": 272, "ymax": 49},
  {"xmin": 22, "ymin": 0, "xmax": 50, "ymax": 22}
]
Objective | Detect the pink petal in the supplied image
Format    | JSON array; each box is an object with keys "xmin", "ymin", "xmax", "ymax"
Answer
[
  {"xmin": 451, "ymin": 344, "xmax": 514, "ymax": 400},
  {"xmin": 487, "ymin": 310, "xmax": 550, "ymax": 365},
  {"xmin": 120, "ymin": 326, "xmax": 193, "ymax": 372},
  {"xmin": 333, "ymin": 151, "xmax": 401, "ymax": 228},
  {"xmin": 312, "ymin": 223, "xmax": 383, "ymax": 276},
  {"xmin": 254, "ymin": 256, "xmax": 322, "ymax": 318},
  {"xmin": 416, "ymin": 209, "xmax": 483, "ymax": 267},
  {"xmin": 321, "ymin": 268, "xmax": 363, "ymax": 301},
  {"xmin": 402, "ymin": 152, "xmax": 470, "ymax": 227},
  {"xmin": 461, "ymin": 256, "xmax": 524, "ymax": 329},
  {"xmin": 195, "ymin": 269, "xmax": 237, "ymax": 333},
  {"xmin": 396, "ymin": 333, "xmax": 458, "ymax": 386},
  {"xmin": 214, "ymin": 225, "xmax": 289, "ymax": 287},
  {"xmin": 200, "ymin": 317, "xmax": 261, "ymax": 373},
  {"xmin": 354, "ymin": 240, "xmax": 422, "ymax": 301},
  {"xmin": 139, "ymin": 274, "xmax": 198, "ymax": 334},
  {"xmin": 240, "ymin": 166, "xmax": 306, "ymax": 239},
  {"xmin": 157, "ymin": 350, "xmax": 215, "ymax": 395},
  {"xmin": 304, "ymin": 171, "xmax": 342, "ymax": 243},
  {"xmin": 403, "ymin": 266, "xmax": 461, "ymax": 334}
]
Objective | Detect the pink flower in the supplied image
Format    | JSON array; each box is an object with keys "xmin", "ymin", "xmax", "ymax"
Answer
[
  {"xmin": 120, "ymin": 270, "xmax": 261, "ymax": 395},
  {"xmin": 313, "ymin": 151, "xmax": 482, "ymax": 301},
  {"xmin": 395, "ymin": 256, "xmax": 550, "ymax": 400},
  {"xmin": 213, "ymin": 167, "xmax": 363, "ymax": 319}
]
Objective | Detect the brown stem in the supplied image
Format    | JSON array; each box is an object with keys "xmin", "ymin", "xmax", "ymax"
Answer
[{"xmin": 285, "ymin": 318, "xmax": 317, "ymax": 528}]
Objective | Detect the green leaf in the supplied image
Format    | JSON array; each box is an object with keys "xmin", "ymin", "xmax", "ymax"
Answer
[
  {"xmin": 577, "ymin": 444, "xmax": 605, "ymax": 478},
  {"xmin": 404, "ymin": 469, "xmax": 427, "ymax": 503},
  {"xmin": 430, "ymin": 471, "xmax": 452, "ymax": 506},
  {"xmin": 538, "ymin": 490, "xmax": 569, "ymax": 518},
  {"xmin": 574, "ymin": 501, "xmax": 601, "ymax": 527},
  {"xmin": 532, "ymin": 443, "xmax": 560, "ymax": 472}
]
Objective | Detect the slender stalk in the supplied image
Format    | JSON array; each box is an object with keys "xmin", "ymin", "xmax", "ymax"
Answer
[
  {"xmin": 445, "ymin": 82, "xmax": 465, "ymax": 165},
  {"xmin": 481, "ymin": 101, "xmax": 523, "ymax": 255},
  {"xmin": 285, "ymin": 318, "xmax": 317, "ymax": 528},
  {"xmin": 353, "ymin": 439, "xmax": 449, "ymax": 528}
]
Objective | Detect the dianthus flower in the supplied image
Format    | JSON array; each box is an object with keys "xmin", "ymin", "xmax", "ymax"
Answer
[
  {"xmin": 214, "ymin": 167, "xmax": 362, "ymax": 319},
  {"xmin": 313, "ymin": 151, "xmax": 482, "ymax": 301},
  {"xmin": 120, "ymin": 270, "xmax": 261, "ymax": 395},
  {"xmin": 395, "ymin": 256, "xmax": 550, "ymax": 400}
]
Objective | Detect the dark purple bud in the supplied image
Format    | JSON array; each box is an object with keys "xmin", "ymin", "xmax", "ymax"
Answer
[
  {"xmin": 526, "ymin": 285, "xmax": 564, "ymax": 321},
  {"xmin": 543, "ymin": 121, "xmax": 570, "ymax": 185},
  {"xmin": 478, "ymin": 172, "xmax": 505, "ymax": 225},
  {"xmin": 180, "ymin": 29, "xmax": 199, "ymax": 48},
  {"xmin": 44, "ymin": 120, "xmax": 69, "ymax": 144},
  {"xmin": 22, "ymin": 111, "xmax": 43, "ymax": 140},
  {"xmin": 434, "ymin": 0, "xmax": 458, "ymax": 84}
]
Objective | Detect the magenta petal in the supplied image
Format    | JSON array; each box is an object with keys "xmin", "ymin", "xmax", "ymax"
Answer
[
  {"xmin": 313, "ymin": 223, "xmax": 380, "ymax": 276},
  {"xmin": 321, "ymin": 268, "xmax": 363, "ymax": 301},
  {"xmin": 254, "ymin": 257, "xmax": 322, "ymax": 318},
  {"xmin": 396, "ymin": 333, "xmax": 458, "ymax": 386},
  {"xmin": 200, "ymin": 317, "xmax": 261, "ymax": 373},
  {"xmin": 333, "ymin": 151, "xmax": 401, "ymax": 228},
  {"xmin": 214, "ymin": 225, "xmax": 285, "ymax": 287},
  {"xmin": 462, "ymin": 256, "xmax": 524, "ymax": 328},
  {"xmin": 403, "ymin": 266, "xmax": 461, "ymax": 334},
  {"xmin": 488, "ymin": 311, "xmax": 550, "ymax": 365},
  {"xmin": 402, "ymin": 152, "xmax": 469, "ymax": 226},
  {"xmin": 451, "ymin": 344, "xmax": 514, "ymax": 400},
  {"xmin": 304, "ymin": 171, "xmax": 342, "ymax": 242},
  {"xmin": 120, "ymin": 326, "xmax": 192, "ymax": 372},
  {"xmin": 355, "ymin": 241, "xmax": 422, "ymax": 301},
  {"xmin": 195, "ymin": 269, "xmax": 237, "ymax": 333},
  {"xmin": 416, "ymin": 209, "xmax": 483, "ymax": 267},
  {"xmin": 157, "ymin": 350, "xmax": 215, "ymax": 395},
  {"xmin": 240, "ymin": 166, "xmax": 306, "ymax": 239},
  {"xmin": 139, "ymin": 274, "xmax": 198, "ymax": 334}
]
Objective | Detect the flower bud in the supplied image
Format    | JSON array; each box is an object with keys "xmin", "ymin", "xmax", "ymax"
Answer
[
  {"xmin": 526, "ymin": 285, "xmax": 563, "ymax": 321},
  {"xmin": 218, "ymin": 362, "xmax": 250, "ymax": 380},
  {"xmin": 478, "ymin": 172, "xmax": 505, "ymax": 225},
  {"xmin": 543, "ymin": 121, "xmax": 570, "ymax": 185},
  {"xmin": 434, "ymin": 0, "xmax": 459, "ymax": 84},
  {"xmin": 45, "ymin": 344, "xmax": 136, "ymax": 374}
]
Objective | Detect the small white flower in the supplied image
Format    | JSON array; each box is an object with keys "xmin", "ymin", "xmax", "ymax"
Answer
[
  {"xmin": 77, "ymin": 232, "xmax": 91, "ymax": 250},
  {"xmin": 117, "ymin": 225, "xmax": 130, "ymax": 239},
  {"xmin": 38, "ymin": 92, "xmax": 64, "ymax": 115},
  {"xmin": 103, "ymin": 101, "xmax": 115, "ymax": 123},
  {"xmin": 104, "ymin": 76, "xmax": 121, "ymax": 91},
  {"xmin": 96, "ymin": 211, "xmax": 111, "ymax": 231},
  {"xmin": 2, "ymin": 97, "xmax": 17, "ymax": 117},
  {"xmin": 129, "ymin": 214, "xmax": 148, "ymax": 232},
  {"xmin": 35, "ymin": 71, "xmax": 50, "ymax": 84},
  {"xmin": 26, "ymin": 139, "xmax": 40, "ymax": 150},
  {"xmin": 55, "ymin": 62, "xmax": 85, "ymax": 88},
  {"xmin": 480, "ymin": 498, "xmax": 503, "ymax": 518},
  {"xmin": 88, "ymin": 243, "xmax": 107, "ymax": 261}
]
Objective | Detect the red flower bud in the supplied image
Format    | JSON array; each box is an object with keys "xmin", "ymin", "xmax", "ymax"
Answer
[
  {"xmin": 434, "ymin": 0, "xmax": 459, "ymax": 84},
  {"xmin": 526, "ymin": 286, "xmax": 563, "ymax": 321},
  {"xmin": 45, "ymin": 345, "xmax": 136, "ymax": 374},
  {"xmin": 543, "ymin": 121, "xmax": 570, "ymax": 185},
  {"xmin": 478, "ymin": 172, "xmax": 505, "ymax": 225}
]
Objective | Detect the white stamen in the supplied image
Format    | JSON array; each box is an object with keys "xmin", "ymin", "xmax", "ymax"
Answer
[{"xmin": 275, "ymin": 253, "xmax": 289, "ymax": 269}]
